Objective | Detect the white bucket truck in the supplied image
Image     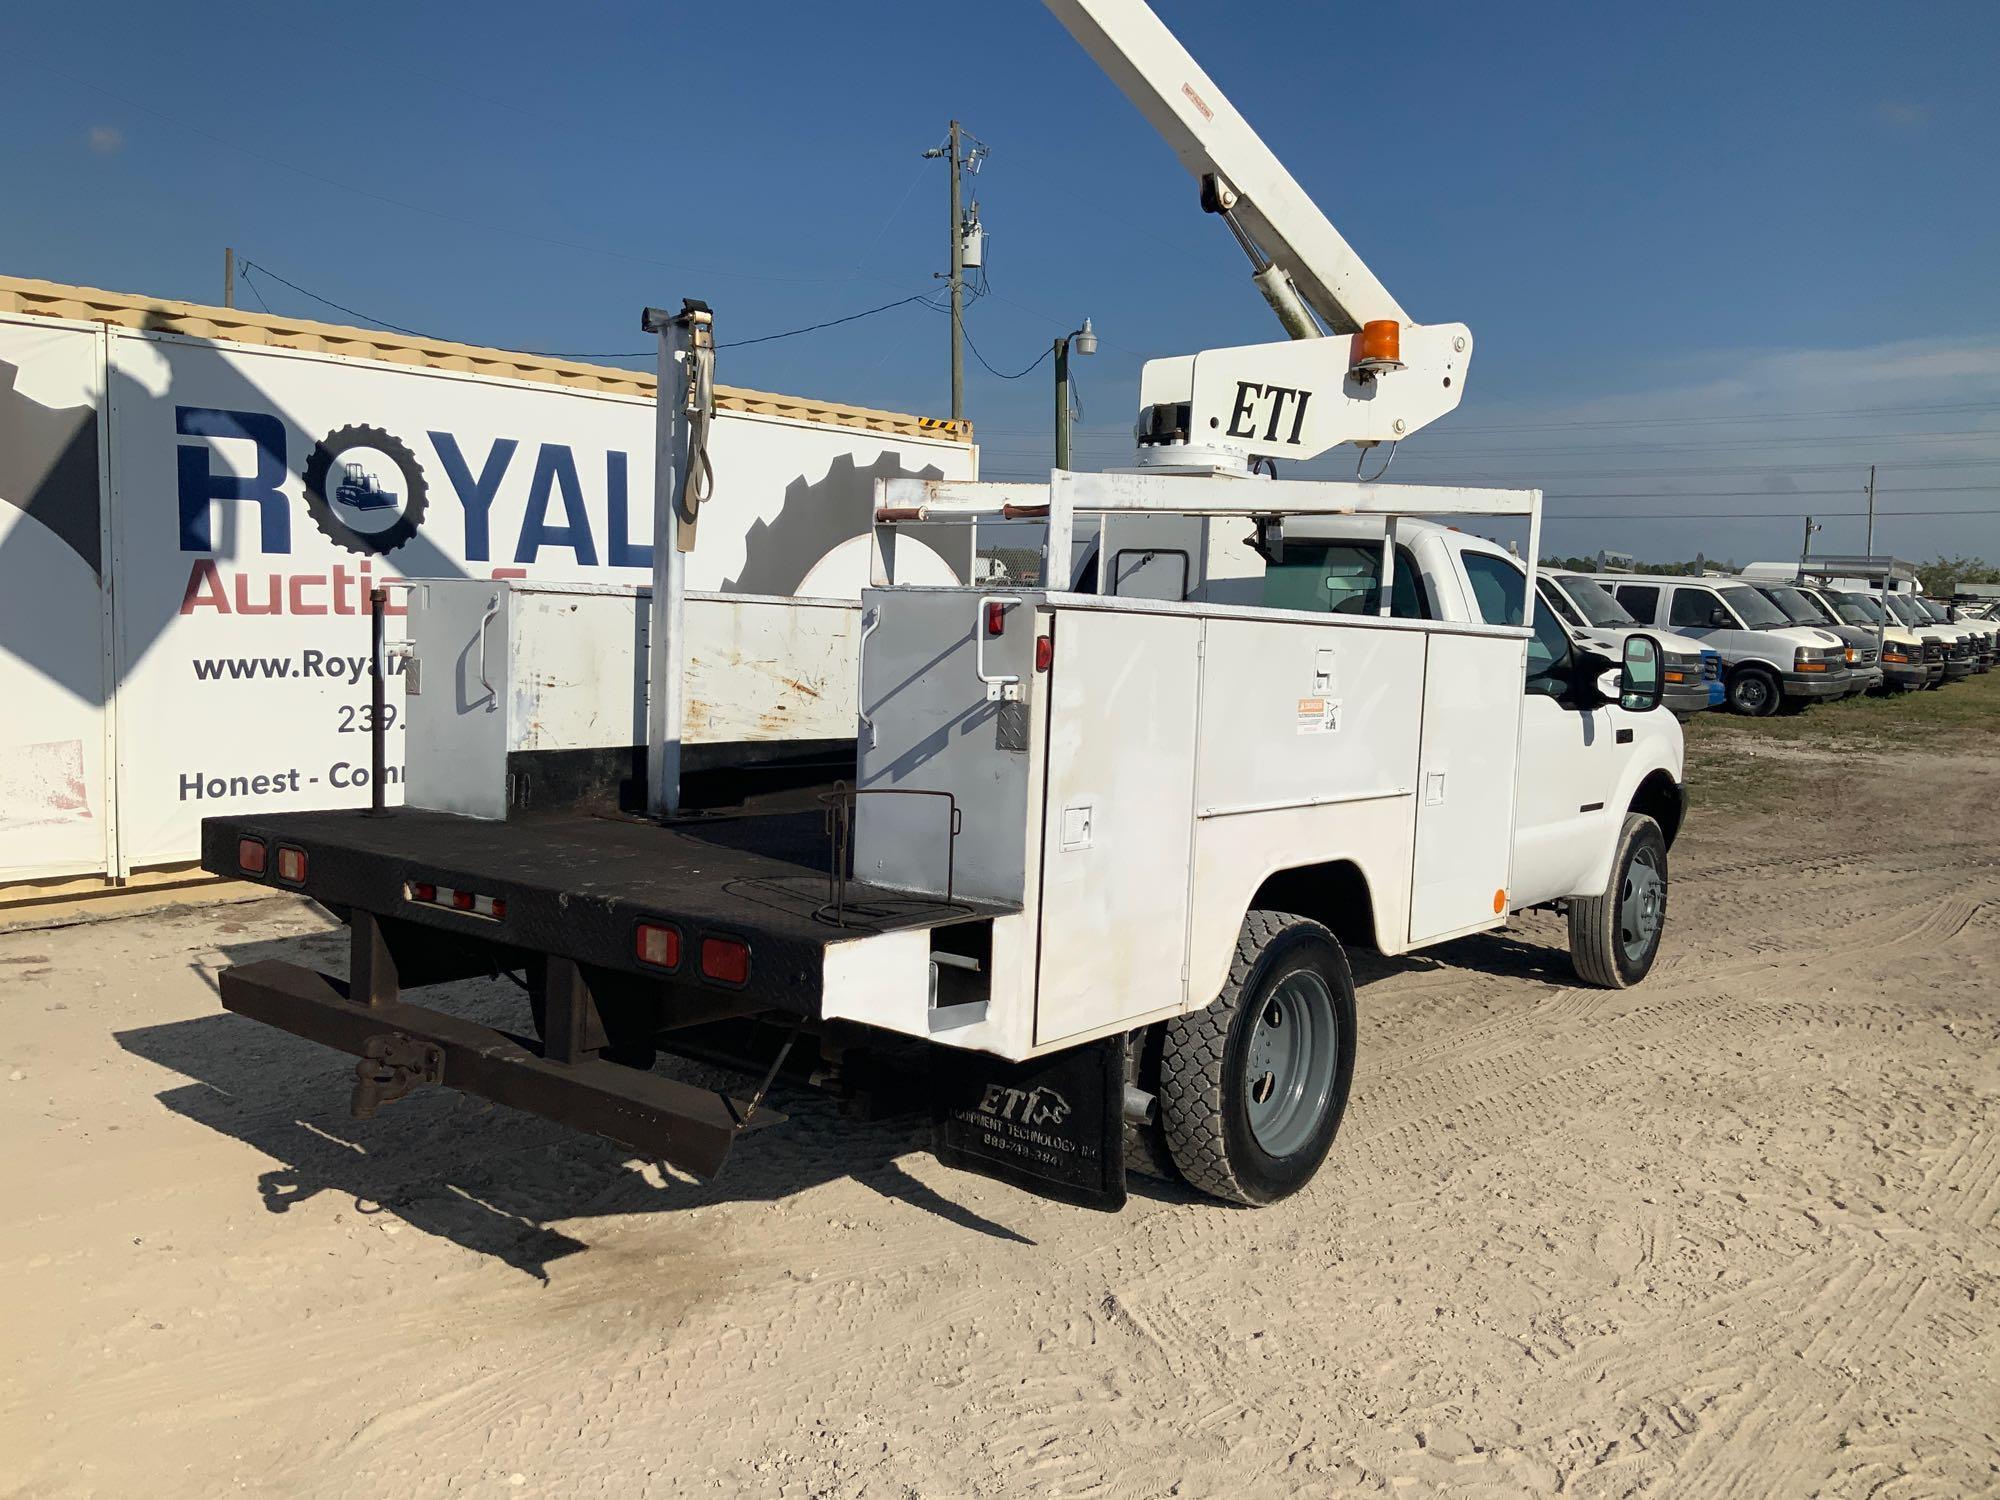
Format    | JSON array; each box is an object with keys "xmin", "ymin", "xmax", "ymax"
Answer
[{"xmin": 195, "ymin": 0, "xmax": 1686, "ymax": 1211}]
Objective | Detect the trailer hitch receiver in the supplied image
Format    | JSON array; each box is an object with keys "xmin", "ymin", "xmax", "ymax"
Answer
[{"xmin": 351, "ymin": 1034, "xmax": 445, "ymax": 1119}]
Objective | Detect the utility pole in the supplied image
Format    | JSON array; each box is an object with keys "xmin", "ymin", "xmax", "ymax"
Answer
[
  {"xmin": 1864, "ymin": 464, "xmax": 1877, "ymax": 556},
  {"xmin": 1798, "ymin": 515, "xmax": 1822, "ymax": 579},
  {"xmin": 223, "ymin": 247, "xmax": 236, "ymax": 309},
  {"xmin": 924, "ymin": 122, "xmax": 980, "ymax": 422},
  {"xmin": 947, "ymin": 121, "xmax": 965, "ymax": 422}
]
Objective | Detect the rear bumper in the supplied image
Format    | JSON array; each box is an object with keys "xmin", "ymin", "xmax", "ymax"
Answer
[{"xmin": 217, "ymin": 951, "xmax": 778, "ymax": 1176}]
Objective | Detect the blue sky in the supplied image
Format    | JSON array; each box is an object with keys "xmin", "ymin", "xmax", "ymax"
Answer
[{"xmin": 5, "ymin": 0, "xmax": 1997, "ymax": 564}]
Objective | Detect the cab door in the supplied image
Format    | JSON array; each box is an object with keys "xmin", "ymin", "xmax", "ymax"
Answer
[
  {"xmin": 1455, "ymin": 554, "xmax": 1619, "ymax": 906},
  {"xmin": 1511, "ymin": 611, "xmax": 1622, "ymax": 904}
]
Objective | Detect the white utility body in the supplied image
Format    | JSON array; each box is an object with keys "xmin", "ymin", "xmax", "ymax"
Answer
[{"xmin": 824, "ymin": 473, "xmax": 1682, "ymax": 1067}]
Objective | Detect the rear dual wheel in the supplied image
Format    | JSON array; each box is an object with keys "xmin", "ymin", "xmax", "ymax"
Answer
[{"xmin": 1157, "ymin": 911, "xmax": 1357, "ymax": 1206}]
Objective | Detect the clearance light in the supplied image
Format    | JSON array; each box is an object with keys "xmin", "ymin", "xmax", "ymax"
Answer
[
  {"xmin": 635, "ymin": 922, "xmax": 682, "ymax": 970},
  {"xmin": 985, "ymin": 600, "xmax": 1008, "ymax": 638},
  {"xmin": 238, "ymin": 838, "xmax": 267, "ymax": 875},
  {"xmin": 1663, "ymin": 670, "xmax": 1687, "ymax": 684},
  {"xmin": 1797, "ymin": 660, "xmax": 1828, "ymax": 673},
  {"xmin": 406, "ymin": 882, "xmax": 504, "ymax": 919},
  {"xmin": 1035, "ymin": 635, "xmax": 1054, "ymax": 673},
  {"xmin": 274, "ymin": 846, "xmax": 307, "ymax": 885},
  {"xmin": 701, "ymin": 936, "xmax": 751, "ymax": 986}
]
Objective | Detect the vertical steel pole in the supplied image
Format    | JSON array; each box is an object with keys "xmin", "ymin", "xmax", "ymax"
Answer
[
  {"xmin": 948, "ymin": 120, "xmax": 965, "ymax": 423},
  {"xmin": 1054, "ymin": 336, "xmax": 1070, "ymax": 469},
  {"xmin": 644, "ymin": 302, "xmax": 711, "ymax": 819},
  {"xmin": 368, "ymin": 586, "xmax": 387, "ymax": 815},
  {"xmin": 1864, "ymin": 464, "xmax": 1876, "ymax": 557},
  {"xmin": 224, "ymin": 247, "xmax": 236, "ymax": 309}
]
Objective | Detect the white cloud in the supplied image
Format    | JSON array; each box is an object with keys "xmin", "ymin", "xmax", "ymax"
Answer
[{"xmin": 1875, "ymin": 100, "xmax": 1929, "ymax": 132}]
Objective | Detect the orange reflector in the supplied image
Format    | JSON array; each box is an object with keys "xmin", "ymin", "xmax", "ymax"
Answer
[
  {"xmin": 238, "ymin": 838, "xmax": 267, "ymax": 875},
  {"xmin": 701, "ymin": 936, "xmax": 751, "ymax": 986},
  {"xmin": 1493, "ymin": 888, "xmax": 1507, "ymax": 915},
  {"xmin": 1359, "ymin": 319, "xmax": 1401, "ymax": 365},
  {"xmin": 275, "ymin": 846, "xmax": 307, "ymax": 885},
  {"xmin": 635, "ymin": 922, "xmax": 681, "ymax": 970}
]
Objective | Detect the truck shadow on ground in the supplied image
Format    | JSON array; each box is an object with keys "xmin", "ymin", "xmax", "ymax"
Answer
[{"xmin": 113, "ymin": 933, "xmax": 1038, "ymax": 1281}]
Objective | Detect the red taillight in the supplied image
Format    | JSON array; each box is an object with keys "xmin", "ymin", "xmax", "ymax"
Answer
[
  {"xmin": 490, "ymin": 898, "xmax": 507, "ymax": 921},
  {"xmin": 1035, "ymin": 635, "xmax": 1054, "ymax": 672},
  {"xmin": 238, "ymin": 838, "xmax": 267, "ymax": 875},
  {"xmin": 701, "ymin": 936, "xmax": 750, "ymax": 986},
  {"xmin": 274, "ymin": 846, "xmax": 307, "ymax": 884},
  {"xmin": 635, "ymin": 922, "xmax": 681, "ymax": 970},
  {"xmin": 451, "ymin": 889, "xmax": 475, "ymax": 911},
  {"xmin": 411, "ymin": 882, "xmax": 436, "ymax": 903},
  {"xmin": 985, "ymin": 600, "xmax": 1007, "ymax": 637}
]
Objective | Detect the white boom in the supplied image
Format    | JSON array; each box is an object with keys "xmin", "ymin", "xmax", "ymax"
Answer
[
  {"xmin": 1040, "ymin": 0, "xmax": 1471, "ymax": 470},
  {"xmin": 1042, "ymin": 0, "xmax": 1405, "ymax": 337}
]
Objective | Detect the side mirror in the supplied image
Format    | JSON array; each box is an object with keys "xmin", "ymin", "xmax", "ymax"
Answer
[
  {"xmin": 1620, "ymin": 633, "xmax": 1664, "ymax": 712},
  {"xmin": 1708, "ymin": 607, "xmax": 1730, "ymax": 628}
]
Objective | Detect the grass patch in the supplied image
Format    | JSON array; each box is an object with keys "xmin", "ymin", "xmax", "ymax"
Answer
[
  {"xmin": 1686, "ymin": 669, "xmax": 2000, "ymax": 753},
  {"xmin": 1680, "ymin": 670, "xmax": 2000, "ymax": 817}
]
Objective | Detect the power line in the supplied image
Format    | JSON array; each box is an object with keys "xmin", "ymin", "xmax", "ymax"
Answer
[
  {"xmin": 1543, "ymin": 506, "xmax": 2000, "ymax": 520},
  {"xmin": 961, "ymin": 319, "xmax": 1053, "ymax": 380},
  {"xmin": 238, "ymin": 260, "xmax": 431, "ymax": 337},
  {"xmin": 717, "ymin": 293, "xmax": 946, "ymax": 350}
]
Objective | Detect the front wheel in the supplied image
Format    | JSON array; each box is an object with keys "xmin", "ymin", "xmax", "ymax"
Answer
[
  {"xmin": 1727, "ymin": 666, "xmax": 1780, "ymax": 717},
  {"xmin": 1158, "ymin": 911, "xmax": 1357, "ymax": 1206},
  {"xmin": 1568, "ymin": 812, "xmax": 1668, "ymax": 988}
]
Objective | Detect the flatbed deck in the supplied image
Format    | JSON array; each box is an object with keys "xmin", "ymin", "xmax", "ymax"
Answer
[{"xmin": 201, "ymin": 802, "xmax": 1011, "ymax": 1018}]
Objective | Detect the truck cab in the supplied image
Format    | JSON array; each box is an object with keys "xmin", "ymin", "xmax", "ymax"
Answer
[{"xmin": 1593, "ymin": 573, "xmax": 1851, "ymax": 717}]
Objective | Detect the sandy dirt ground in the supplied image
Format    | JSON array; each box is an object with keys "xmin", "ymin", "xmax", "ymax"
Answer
[{"xmin": 4, "ymin": 694, "xmax": 1998, "ymax": 1498}]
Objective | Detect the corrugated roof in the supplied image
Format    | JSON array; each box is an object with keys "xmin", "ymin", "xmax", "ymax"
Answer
[{"xmin": 0, "ymin": 273, "xmax": 972, "ymax": 443}]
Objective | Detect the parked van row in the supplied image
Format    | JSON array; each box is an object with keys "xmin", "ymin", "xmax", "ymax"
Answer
[{"xmin": 1586, "ymin": 568, "xmax": 1995, "ymax": 718}]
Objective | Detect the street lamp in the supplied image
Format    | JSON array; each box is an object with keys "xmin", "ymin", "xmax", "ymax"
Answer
[{"xmin": 1055, "ymin": 318, "xmax": 1096, "ymax": 470}]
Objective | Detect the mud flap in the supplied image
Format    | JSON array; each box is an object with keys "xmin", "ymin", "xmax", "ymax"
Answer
[{"xmin": 931, "ymin": 1035, "xmax": 1127, "ymax": 1212}]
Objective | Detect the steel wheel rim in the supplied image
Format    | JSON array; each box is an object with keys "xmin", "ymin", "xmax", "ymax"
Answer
[
  {"xmin": 1619, "ymin": 846, "xmax": 1665, "ymax": 964},
  {"xmin": 1737, "ymin": 676, "xmax": 1770, "ymax": 711},
  {"xmin": 1244, "ymin": 968, "xmax": 1337, "ymax": 1157}
]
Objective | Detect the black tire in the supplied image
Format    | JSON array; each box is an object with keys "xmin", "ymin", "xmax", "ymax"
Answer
[
  {"xmin": 1568, "ymin": 813, "xmax": 1668, "ymax": 988},
  {"xmin": 1158, "ymin": 911, "xmax": 1357, "ymax": 1206},
  {"xmin": 1726, "ymin": 665, "xmax": 1780, "ymax": 717}
]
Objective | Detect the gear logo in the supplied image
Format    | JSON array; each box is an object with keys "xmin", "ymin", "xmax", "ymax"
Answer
[{"xmin": 302, "ymin": 424, "xmax": 428, "ymax": 555}]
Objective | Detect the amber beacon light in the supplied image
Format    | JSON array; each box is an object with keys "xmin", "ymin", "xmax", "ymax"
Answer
[{"xmin": 1353, "ymin": 319, "xmax": 1404, "ymax": 377}]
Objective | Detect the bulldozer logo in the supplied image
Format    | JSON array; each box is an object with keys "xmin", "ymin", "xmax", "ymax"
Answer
[
  {"xmin": 977, "ymin": 1082, "xmax": 1073, "ymax": 1129},
  {"xmin": 302, "ymin": 424, "xmax": 429, "ymax": 556}
]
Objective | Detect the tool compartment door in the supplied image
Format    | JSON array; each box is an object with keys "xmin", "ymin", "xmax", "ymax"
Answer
[
  {"xmin": 1407, "ymin": 632, "xmax": 1526, "ymax": 944},
  {"xmin": 1034, "ymin": 609, "xmax": 1201, "ymax": 1047}
]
